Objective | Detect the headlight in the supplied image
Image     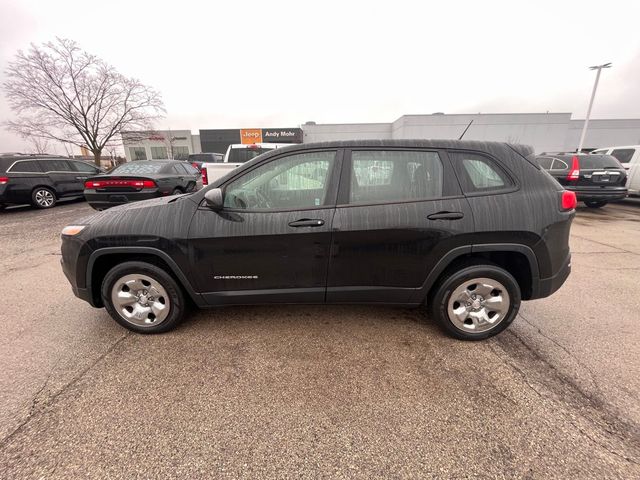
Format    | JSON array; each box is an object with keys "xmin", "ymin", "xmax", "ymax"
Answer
[{"xmin": 61, "ymin": 225, "xmax": 86, "ymax": 236}]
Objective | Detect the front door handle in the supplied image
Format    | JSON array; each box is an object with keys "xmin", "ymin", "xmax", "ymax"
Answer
[
  {"xmin": 288, "ymin": 218, "xmax": 325, "ymax": 227},
  {"xmin": 76, "ymin": 176, "xmax": 88, "ymax": 180},
  {"xmin": 427, "ymin": 211, "xmax": 464, "ymax": 220}
]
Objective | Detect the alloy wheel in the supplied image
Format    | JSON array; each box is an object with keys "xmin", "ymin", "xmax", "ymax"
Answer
[{"xmin": 35, "ymin": 189, "xmax": 55, "ymax": 207}]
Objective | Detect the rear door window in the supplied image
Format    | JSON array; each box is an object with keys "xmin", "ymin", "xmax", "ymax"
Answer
[
  {"xmin": 38, "ymin": 159, "xmax": 73, "ymax": 172},
  {"xmin": 610, "ymin": 148, "xmax": 635, "ymax": 164},
  {"xmin": 349, "ymin": 150, "xmax": 443, "ymax": 204},
  {"xmin": 70, "ymin": 161, "xmax": 100, "ymax": 174},
  {"xmin": 9, "ymin": 160, "xmax": 43, "ymax": 173},
  {"xmin": 450, "ymin": 152, "xmax": 513, "ymax": 193}
]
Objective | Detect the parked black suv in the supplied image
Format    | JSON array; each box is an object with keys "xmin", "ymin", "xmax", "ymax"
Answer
[
  {"xmin": 0, "ymin": 155, "xmax": 102, "ymax": 209},
  {"xmin": 61, "ymin": 140, "xmax": 574, "ymax": 340},
  {"xmin": 536, "ymin": 153, "xmax": 627, "ymax": 208}
]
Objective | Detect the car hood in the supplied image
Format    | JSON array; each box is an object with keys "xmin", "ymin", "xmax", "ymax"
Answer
[{"xmin": 75, "ymin": 194, "xmax": 194, "ymax": 226}]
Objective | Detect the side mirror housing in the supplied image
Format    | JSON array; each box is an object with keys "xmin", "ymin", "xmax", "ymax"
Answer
[{"xmin": 204, "ymin": 188, "xmax": 224, "ymax": 211}]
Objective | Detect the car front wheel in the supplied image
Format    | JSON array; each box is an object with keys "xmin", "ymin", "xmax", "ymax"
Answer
[
  {"xmin": 430, "ymin": 263, "xmax": 521, "ymax": 340},
  {"xmin": 101, "ymin": 261, "xmax": 185, "ymax": 333}
]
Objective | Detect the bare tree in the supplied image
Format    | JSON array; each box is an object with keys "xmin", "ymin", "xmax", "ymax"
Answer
[
  {"xmin": 3, "ymin": 38, "xmax": 165, "ymax": 165},
  {"xmin": 26, "ymin": 135, "xmax": 50, "ymax": 154}
]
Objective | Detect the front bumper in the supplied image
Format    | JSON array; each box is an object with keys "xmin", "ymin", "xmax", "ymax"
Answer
[
  {"xmin": 84, "ymin": 190, "xmax": 161, "ymax": 210},
  {"xmin": 61, "ymin": 234, "xmax": 99, "ymax": 307}
]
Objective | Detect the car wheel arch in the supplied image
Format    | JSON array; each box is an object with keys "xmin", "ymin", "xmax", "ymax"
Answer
[
  {"xmin": 415, "ymin": 243, "xmax": 540, "ymax": 304},
  {"xmin": 86, "ymin": 247, "xmax": 205, "ymax": 308}
]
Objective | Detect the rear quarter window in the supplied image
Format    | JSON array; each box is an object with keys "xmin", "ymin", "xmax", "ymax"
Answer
[
  {"xmin": 449, "ymin": 151, "xmax": 514, "ymax": 193},
  {"xmin": 8, "ymin": 160, "xmax": 43, "ymax": 173},
  {"xmin": 610, "ymin": 148, "xmax": 635, "ymax": 164}
]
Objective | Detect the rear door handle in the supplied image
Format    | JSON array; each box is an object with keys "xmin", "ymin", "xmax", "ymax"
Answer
[
  {"xmin": 288, "ymin": 218, "xmax": 325, "ymax": 227},
  {"xmin": 427, "ymin": 211, "xmax": 464, "ymax": 220}
]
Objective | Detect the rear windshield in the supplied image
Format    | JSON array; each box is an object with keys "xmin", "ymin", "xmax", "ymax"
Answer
[
  {"xmin": 228, "ymin": 148, "xmax": 272, "ymax": 163},
  {"xmin": 189, "ymin": 153, "xmax": 222, "ymax": 163},
  {"xmin": 110, "ymin": 162, "xmax": 165, "ymax": 175},
  {"xmin": 575, "ymin": 155, "xmax": 622, "ymax": 169}
]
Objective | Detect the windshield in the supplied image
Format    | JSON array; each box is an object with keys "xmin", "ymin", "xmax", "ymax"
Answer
[
  {"xmin": 110, "ymin": 162, "xmax": 165, "ymax": 175},
  {"xmin": 228, "ymin": 147, "xmax": 272, "ymax": 163}
]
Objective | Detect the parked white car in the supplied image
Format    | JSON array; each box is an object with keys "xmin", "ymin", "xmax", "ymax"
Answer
[
  {"xmin": 591, "ymin": 145, "xmax": 640, "ymax": 196},
  {"xmin": 201, "ymin": 143, "xmax": 293, "ymax": 185}
]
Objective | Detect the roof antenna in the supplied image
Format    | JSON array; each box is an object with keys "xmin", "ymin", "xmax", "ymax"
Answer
[{"xmin": 458, "ymin": 120, "xmax": 473, "ymax": 140}]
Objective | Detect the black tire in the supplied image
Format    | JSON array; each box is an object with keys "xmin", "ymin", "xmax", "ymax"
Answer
[
  {"xmin": 101, "ymin": 261, "xmax": 186, "ymax": 334},
  {"xmin": 31, "ymin": 187, "xmax": 57, "ymax": 209},
  {"xmin": 171, "ymin": 187, "xmax": 183, "ymax": 195},
  {"xmin": 429, "ymin": 262, "xmax": 521, "ymax": 340},
  {"xmin": 585, "ymin": 201, "xmax": 607, "ymax": 208}
]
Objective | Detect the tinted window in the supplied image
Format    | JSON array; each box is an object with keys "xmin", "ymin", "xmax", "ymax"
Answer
[
  {"xmin": 9, "ymin": 160, "xmax": 43, "ymax": 173},
  {"xmin": 610, "ymin": 148, "xmax": 635, "ymax": 164},
  {"xmin": 573, "ymin": 155, "xmax": 622, "ymax": 169},
  {"xmin": 70, "ymin": 161, "xmax": 99, "ymax": 173},
  {"xmin": 182, "ymin": 164, "xmax": 199, "ymax": 175},
  {"xmin": 38, "ymin": 159, "xmax": 73, "ymax": 172},
  {"xmin": 224, "ymin": 151, "xmax": 336, "ymax": 210},
  {"xmin": 111, "ymin": 163, "xmax": 165, "ymax": 175},
  {"xmin": 536, "ymin": 157, "xmax": 553, "ymax": 170},
  {"xmin": 228, "ymin": 147, "xmax": 273, "ymax": 163},
  {"xmin": 450, "ymin": 152, "xmax": 511, "ymax": 192},
  {"xmin": 189, "ymin": 153, "xmax": 222, "ymax": 163},
  {"xmin": 169, "ymin": 164, "xmax": 183, "ymax": 174},
  {"xmin": 551, "ymin": 159, "xmax": 568, "ymax": 170},
  {"xmin": 349, "ymin": 150, "xmax": 443, "ymax": 204}
]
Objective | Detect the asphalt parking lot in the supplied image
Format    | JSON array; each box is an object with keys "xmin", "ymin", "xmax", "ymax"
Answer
[{"xmin": 0, "ymin": 199, "xmax": 639, "ymax": 478}]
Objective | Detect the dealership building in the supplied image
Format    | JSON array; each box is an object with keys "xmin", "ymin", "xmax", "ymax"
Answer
[{"xmin": 121, "ymin": 113, "xmax": 640, "ymax": 161}]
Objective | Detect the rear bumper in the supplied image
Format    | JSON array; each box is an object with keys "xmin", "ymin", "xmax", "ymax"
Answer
[
  {"xmin": 566, "ymin": 187, "xmax": 628, "ymax": 202},
  {"xmin": 531, "ymin": 253, "xmax": 571, "ymax": 299},
  {"xmin": 84, "ymin": 190, "xmax": 161, "ymax": 210}
]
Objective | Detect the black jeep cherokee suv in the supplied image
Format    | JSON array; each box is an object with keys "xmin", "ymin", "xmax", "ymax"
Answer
[{"xmin": 61, "ymin": 140, "xmax": 574, "ymax": 340}]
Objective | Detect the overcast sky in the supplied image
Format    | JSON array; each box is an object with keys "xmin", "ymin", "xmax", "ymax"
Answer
[{"xmin": 1, "ymin": 0, "xmax": 639, "ymax": 153}]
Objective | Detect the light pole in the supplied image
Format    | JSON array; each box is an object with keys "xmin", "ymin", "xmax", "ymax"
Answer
[{"xmin": 577, "ymin": 62, "xmax": 611, "ymax": 153}]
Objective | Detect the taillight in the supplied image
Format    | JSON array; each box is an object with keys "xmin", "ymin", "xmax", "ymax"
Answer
[
  {"xmin": 202, "ymin": 168, "xmax": 208, "ymax": 186},
  {"xmin": 567, "ymin": 156, "xmax": 580, "ymax": 181},
  {"xmin": 0, "ymin": 177, "xmax": 8, "ymax": 185},
  {"xmin": 191, "ymin": 163, "xmax": 199, "ymax": 169},
  {"xmin": 84, "ymin": 179, "xmax": 156, "ymax": 189},
  {"xmin": 561, "ymin": 190, "xmax": 577, "ymax": 210}
]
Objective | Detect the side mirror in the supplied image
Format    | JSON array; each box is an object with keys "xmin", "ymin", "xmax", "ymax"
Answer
[{"xmin": 204, "ymin": 188, "xmax": 224, "ymax": 211}]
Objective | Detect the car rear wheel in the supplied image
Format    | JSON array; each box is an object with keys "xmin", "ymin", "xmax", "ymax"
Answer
[
  {"xmin": 429, "ymin": 263, "xmax": 521, "ymax": 340},
  {"xmin": 171, "ymin": 187, "xmax": 183, "ymax": 195},
  {"xmin": 31, "ymin": 187, "xmax": 56, "ymax": 209},
  {"xmin": 101, "ymin": 261, "xmax": 185, "ymax": 334},
  {"xmin": 585, "ymin": 201, "xmax": 607, "ymax": 208}
]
